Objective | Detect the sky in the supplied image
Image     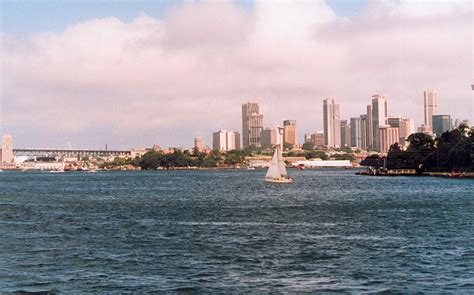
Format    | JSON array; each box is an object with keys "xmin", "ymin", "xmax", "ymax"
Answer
[{"xmin": 0, "ymin": 0, "xmax": 473, "ymax": 149}]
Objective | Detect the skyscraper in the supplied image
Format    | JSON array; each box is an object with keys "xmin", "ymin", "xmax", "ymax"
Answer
[
  {"xmin": 242, "ymin": 102, "xmax": 263, "ymax": 148},
  {"xmin": 372, "ymin": 95, "xmax": 388, "ymax": 152},
  {"xmin": 340, "ymin": 120, "xmax": 351, "ymax": 147},
  {"xmin": 366, "ymin": 105, "xmax": 373, "ymax": 151},
  {"xmin": 194, "ymin": 137, "xmax": 204, "ymax": 152},
  {"xmin": 261, "ymin": 128, "xmax": 279, "ymax": 147},
  {"xmin": 423, "ymin": 90, "xmax": 438, "ymax": 130},
  {"xmin": 1, "ymin": 134, "xmax": 14, "ymax": 163},
  {"xmin": 379, "ymin": 125, "xmax": 399, "ymax": 154},
  {"xmin": 359, "ymin": 114, "xmax": 368, "ymax": 150},
  {"xmin": 212, "ymin": 130, "xmax": 240, "ymax": 151},
  {"xmin": 283, "ymin": 120, "xmax": 297, "ymax": 146},
  {"xmin": 323, "ymin": 98, "xmax": 341, "ymax": 147},
  {"xmin": 350, "ymin": 117, "xmax": 364, "ymax": 149},
  {"xmin": 432, "ymin": 115, "xmax": 452, "ymax": 137},
  {"xmin": 399, "ymin": 118, "xmax": 415, "ymax": 147}
]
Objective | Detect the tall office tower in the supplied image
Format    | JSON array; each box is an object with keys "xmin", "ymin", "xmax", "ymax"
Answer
[
  {"xmin": 242, "ymin": 102, "xmax": 263, "ymax": 148},
  {"xmin": 261, "ymin": 128, "xmax": 279, "ymax": 147},
  {"xmin": 399, "ymin": 118, "xmax": 415, "ymax": 147},
  {"xmin": 372, "ymin": 95, "xmax": 388, "ymax": 152},
  {"xmin": 194, "ymin": 137, "xmax": 204, "ymax": 152},
  {"xmin": 359, "ymin": 114, "xmax": 368, "ymax": 150},
  {"xmin": 366, "ymin": 105, "xmax": 373, "ymax": 151},
  {"xmin": 212, "ymin": 130, "xmax": 240, "ymax": 151},
  {"xmin": 432, "ymin": 115, "xmax": 452, "ymax": 137},
  {"xmin": 350, "ymin": 117, "xmax": 362, "ymax": 148},
  {"xmin": 283, "ymin": 120, "xmax": 297, "ymax": 146},
  {"xmin": 387, "ymin": 115, "xmax": 402, "ymax": 128},
  {"xmin": 1, "ymin": 134, "xmax": 14, "ymax": 163},
  {"xmin": 340, "ymin": 120, "xmax": 351, "ymax": 147},
  {"xmin": 379, "ymin": 125, "xmax": 399, "ymax": 153},
  {"xmin": 323, "ymin": 98, "xmax": 341, "ymax": 147},
  {"xmin": 423, "ymin": 90, "xmax": 438, "ymax": 130}
]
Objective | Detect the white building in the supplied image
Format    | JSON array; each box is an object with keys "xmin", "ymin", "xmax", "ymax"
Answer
[
  {"xmin": 1, "ymin": 134, "xmax": 14, "ymax": 163},
  {"xmin": 379, "ymin": 125, "xmax": 399, "ymax": 153},
  {"xmin": 212, "ymin": 130, "xmax": 240, "ymax": 151},
  {"xmin": 423, "ymin": 89, "xmax": 438, "ymax": 130},
  {"xmin": 323, "ymin": 98, "xmax": 341, "ymax": 147},
  {"xmin": 372, "ymin": 95, "xmax": 388, "ymax": 152}
]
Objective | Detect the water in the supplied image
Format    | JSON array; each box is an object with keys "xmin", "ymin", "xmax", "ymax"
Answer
[{"xmin": 0, "ymin": 169, "xmax": 473, "ymax": 293}]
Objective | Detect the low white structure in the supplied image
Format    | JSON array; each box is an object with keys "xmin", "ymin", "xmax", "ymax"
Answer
[
  {"xmin": 294, "ymin": 160, "xmax": 351, "ymax": 168},
  {"xmin": 22, "ymin": 162, "xmax": 65, "ymax": 170}
]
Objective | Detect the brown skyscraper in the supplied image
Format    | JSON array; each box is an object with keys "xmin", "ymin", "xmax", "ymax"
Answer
[
  {"xmin": 242, "ymin": 102, "xmax": 263, "ymax": 148},
  {"xmin": 283, "ymin": 120, "xmax": 297, "ymax": 146}
]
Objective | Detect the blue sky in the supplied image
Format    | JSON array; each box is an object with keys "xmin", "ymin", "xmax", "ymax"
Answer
[{"xmin": 1, "ymin": 0, "xmax": 367, "ymax": 33}]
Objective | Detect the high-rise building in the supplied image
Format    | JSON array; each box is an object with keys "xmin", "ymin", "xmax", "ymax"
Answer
[
  {"xmin": 423, "ymin": 90, "xmax": 438, "ymax": 130},
  {"xmin": 417, "ymin": 124, "xmax": 433, "ymax": 136},
  {"xmin": 399, "ymin": 118, "xmax": 415, "ymax": 147},
  {"xmin": 323, "ymin": 98, "xmax": 341, "ymax": 147},
  {"xmin": 283, "ymin": 120, "xmax": 297, "ymax": 146},
  {"xmin": 387, "ymin": 115, "xmax": 402, "ymax": 128},
  {"xmin": 372, "ymin": 95, "xmax": 388, "ymax": 152},
  {"xmin": 432, "ymin": 115, "xmax": 452, "ymax": 137},
  {"xmin": 242, "ymin": 102, "xmax": 263, "ymax": 148},
  {"xmin": 340, "ymin": 120, "xmax": 351, "ymax": 147},
  {"xmin": 379, "ymin": 125, "xmax": 399, "ymax": 154},
  {"xmin": 359, "ymin": 114, "xmax": 368, "ymax": 150},
  {"xmin": 366, "ymin": 105, "xmax": 373, "ymax": 151},
  {"xmin": 212, "ymin": 130, "xmax": 240, "ymax": 151},
  {"xmin": 350, "ymin": 117, "xmax": 362, "ymax": 148},
  {"xmin": 194, "ymin": 137, "xmax": 204, "ymax": 152},
  {"xmin": 261, "ymin": 128, "xmax": 279, "ymax": 147},
  {"xmin": 1, "ymin": 134, "xmax": 14, "ymax": 163}
]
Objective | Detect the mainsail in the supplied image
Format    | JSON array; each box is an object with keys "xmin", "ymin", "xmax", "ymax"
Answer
[
  {"xmin": 265, "ymin": 146, "xmax": 281, "ymax": 179},
  {"xmin": 277, "ymin": 146, "xmax": 287, "ymax": 177}
]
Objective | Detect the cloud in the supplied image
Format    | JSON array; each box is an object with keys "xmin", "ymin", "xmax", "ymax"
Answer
[{"xmin": 0, "ymin": 0, "xmax": 472, "ymax": 149}]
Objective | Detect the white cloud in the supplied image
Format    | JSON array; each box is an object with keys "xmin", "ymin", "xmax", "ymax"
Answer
[{"xmin": 0, "ymin": 0, "xmax": 472, "ymax": 149}]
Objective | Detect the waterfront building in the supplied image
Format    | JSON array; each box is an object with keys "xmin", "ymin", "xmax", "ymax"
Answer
[
  {"xmin": 242, "ymin": 102, "xmax": 263, "ymax": 148},
  {"xmin": 432, "ymin": 115, "xmax": 452, "ymax": 137},
  {"xmin": 379, "ymin": 125, "xmax": 399, "ymax": 154},
  {"xmin": 261, "ymin": 128, "xmax": 279, "ymax": 147},
  {"xmin": 194, "ymin": 137, "xmax": 204, "ymax": 152},
  {"xmin": 1, "ymin": 134, "xmax": 14, "ymax": 163},
  {"xmin": 340, "ymin": 120, "xmax": 351, "ymax": 147},
  {"xmin": 399, "ymin": 118, "xmax": 415, "ymax": 147},
  {"xmin": 372, "ymin": 95, "xmax": 388, "ymax": 152},
  {"xmin": 423, "ymin": 89, "xmax": 438, "ymax": 130},
  {"xmin": 350, "ymin": 117, "xmax": 362, "ymax": 149},
  {"xmin": 323, "ymin": 98, "xmax": 341, "ymax": 147},
  {"xmin": 366, "ymin": 105, "xmax": 373, "ymax": 151},
  {"xmin": 312, "ymin": 132, "xmax": 325, "ymax": 147},
  {"xmin": 283, "ymin": 120, "xmax": 297, "ymax": 146},
  {"xmin": 213, "ymin": 130, "xmax": 240, "ymax": 151}
]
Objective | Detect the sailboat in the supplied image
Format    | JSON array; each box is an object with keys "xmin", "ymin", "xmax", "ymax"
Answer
[{"xmin": 265, "ymin": 145, "xmax": 293, "ymax": 183}]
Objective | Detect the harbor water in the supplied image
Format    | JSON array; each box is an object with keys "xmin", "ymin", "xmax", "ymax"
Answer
[{"xmin": 0, "ymin": 170, "xmax": 473, "ymax": 292}]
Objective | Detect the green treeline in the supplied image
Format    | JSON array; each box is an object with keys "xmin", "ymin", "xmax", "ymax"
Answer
[{"xmin": 361, "ymin": 124, "xmax": 474, "ymax": 172}]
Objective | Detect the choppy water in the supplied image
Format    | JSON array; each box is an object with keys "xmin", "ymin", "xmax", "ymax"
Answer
[{"xmin": 0, "ymin": 169, "xmax": 473, "ymax": 293}]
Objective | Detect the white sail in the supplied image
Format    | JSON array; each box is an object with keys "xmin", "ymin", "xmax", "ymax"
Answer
[
  {"xmin": 265, "ymin": 147, "xmax": 281, "ymax": 179},
  {"xmin": 277, "ymin": 146, "xmax": 288, "ymax": 176}
]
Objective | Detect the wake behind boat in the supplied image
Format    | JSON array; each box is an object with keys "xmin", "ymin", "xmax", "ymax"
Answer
[{"xmin": 265, "ymin": 145, "xmax": 293, "ymax": 183}]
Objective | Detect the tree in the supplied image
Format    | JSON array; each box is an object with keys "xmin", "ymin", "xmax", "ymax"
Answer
[
  {"xmin": 139, "ymin": 151, "xmax": 163, "ymax": 170},
  {"xmin": 302, "ymin": 142, "xmax": 315, "ymax": 150}
]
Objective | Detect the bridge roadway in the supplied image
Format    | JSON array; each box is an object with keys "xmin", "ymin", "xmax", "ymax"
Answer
[{"xmin": 13, "ymin": 148, "xmax": 131, "ymax": 157}]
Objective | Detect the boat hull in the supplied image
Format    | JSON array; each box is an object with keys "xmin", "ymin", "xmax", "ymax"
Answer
[{"xmin": 265, "ymin": 177, "xmax": 293, "ymax": 183}]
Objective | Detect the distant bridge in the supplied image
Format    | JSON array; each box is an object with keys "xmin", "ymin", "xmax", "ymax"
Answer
[{"xmin": 13, "ymin": 148, "xmax": 131, "ymax": 157}]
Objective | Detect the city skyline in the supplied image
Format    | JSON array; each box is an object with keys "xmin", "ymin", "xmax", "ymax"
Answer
[{"xmin": 1, "ymin": 0, "xmax": 473, "ymax": 149}]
